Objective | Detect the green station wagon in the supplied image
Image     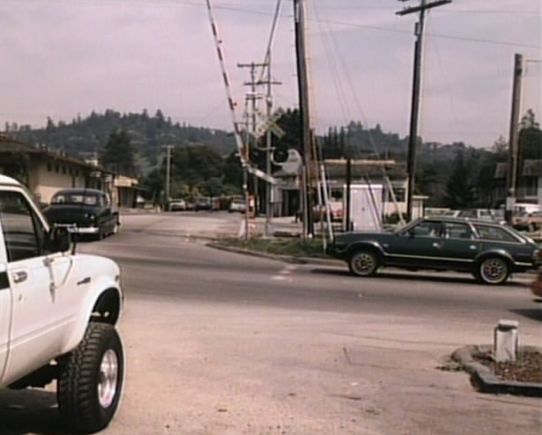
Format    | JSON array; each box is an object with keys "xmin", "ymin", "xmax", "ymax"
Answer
[{"xmin": 327, "ymin": 217, "xmax": 540, "ymax": 285}]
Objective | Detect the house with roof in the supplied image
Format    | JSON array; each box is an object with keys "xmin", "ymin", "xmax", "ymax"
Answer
[
  {"xmin": 0, "ymin": 135, "xmax": 138, "ymax": 207},
  {"xmin": 272, "ymin": 152, "xmax": 425, "ymax": 222}
]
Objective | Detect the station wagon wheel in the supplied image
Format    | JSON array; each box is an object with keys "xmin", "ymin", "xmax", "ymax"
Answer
[
  {"xmin": 476, "ymin": 257, "xmax": 510, "ymax": 285},
  {"xmin": 348, "ymin": 250, "xmax": 379, "ymax": 277}
]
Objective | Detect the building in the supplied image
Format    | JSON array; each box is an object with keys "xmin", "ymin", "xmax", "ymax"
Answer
[
  {"xmin": 273, "ymin": 156, "xmax": 425, "ymax": 222},
  {"xmin": 0, "ymin": 135, "xmax": 138, "ymax": 207},
  {"xmin": 494, "ymin": 160, "xmax": 542, "ymax": 206}
]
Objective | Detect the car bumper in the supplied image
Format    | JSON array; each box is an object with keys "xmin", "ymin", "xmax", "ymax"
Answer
[{"xmin": 69, "ymin": 226, "xmax": 100, "ymax": 234}]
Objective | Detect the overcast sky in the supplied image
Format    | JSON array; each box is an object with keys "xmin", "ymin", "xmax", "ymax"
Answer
[{"xmin": 1, "ymin": 0, "xmax": 540, "ymax": 147}]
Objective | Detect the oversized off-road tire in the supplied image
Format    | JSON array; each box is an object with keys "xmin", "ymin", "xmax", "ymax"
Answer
[
  {"xmin": 474, "ymin": 257, "xmax": 510, "ymax": 285},
  {"xmin": 348, "ymin": 250, "xmax": 380, "ymax": 277},
  {"xmin": 58, "ymin": 322, "xmax": 124, "ymax": 434}
]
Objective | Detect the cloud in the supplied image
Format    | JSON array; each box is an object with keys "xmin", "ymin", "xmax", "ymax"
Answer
[{"xmin": 0, "ymin": 0, "xmax": 539, "ymax": 148}]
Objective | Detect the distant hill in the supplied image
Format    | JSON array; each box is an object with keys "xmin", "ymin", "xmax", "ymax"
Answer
[{"xmin": 4, "ymin": 109, "xmax": 236, "ymax": 172}]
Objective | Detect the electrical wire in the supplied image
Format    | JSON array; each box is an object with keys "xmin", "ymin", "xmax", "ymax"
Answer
[
  {"xmin": 257, "ymin": 0, "xmax": 283, "ymax": 82},
  {"xmin": 2, "ymin": 0, "xmax": 538, "ymax": 49}
]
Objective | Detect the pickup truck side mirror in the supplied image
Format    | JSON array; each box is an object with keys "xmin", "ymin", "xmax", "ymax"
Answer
[{"xmin": 46, "ymin": 226, "xmax": 72, "ymax": 253}]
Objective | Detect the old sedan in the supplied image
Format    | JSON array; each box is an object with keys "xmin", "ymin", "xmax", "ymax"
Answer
[
  {"xmin": 44, "ymin": 188, "xmax": 119, "ymax": 240},
  {"xmin": 328, "ymin": 217, "xmax": 540, "ymax": 285}
]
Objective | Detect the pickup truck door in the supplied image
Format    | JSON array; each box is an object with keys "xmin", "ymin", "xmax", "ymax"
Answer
[
  {"xmin": 0, "ymin": 263, "xmax": 10, "ymax": 383},
  {"xmin": 0, "ymin": 190, "xmax": 76, "ymax": 385}
]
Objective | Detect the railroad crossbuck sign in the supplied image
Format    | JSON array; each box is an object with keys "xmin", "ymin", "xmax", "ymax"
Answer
[{"xmin": 253, "ymin": 109, "xmax": 286, "ymax": 139}]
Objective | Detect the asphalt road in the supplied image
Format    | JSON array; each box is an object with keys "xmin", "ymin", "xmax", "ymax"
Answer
[{"xmin": 1, "ymin": 212, "xmax": 541, "ymax": 435}]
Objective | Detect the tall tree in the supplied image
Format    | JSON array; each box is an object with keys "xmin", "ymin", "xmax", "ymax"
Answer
[
  {"xmin": 101, "ymin": 130, "xmax": 137, "ymax": 176},
  {"xmin": 445, "ymin": 149, "xmax": 474, "ymax": 208}
]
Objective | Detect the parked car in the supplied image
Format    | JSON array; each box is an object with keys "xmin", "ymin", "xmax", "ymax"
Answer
[
  {"xmin": 229, "ymin": 197, "xmax": 246, "ymax": 213},
  {"xmin": 313, "ymin": 200, "xmax": 343, "ymax": 222},
  {"xmin": 169, "ymin": 199, "xmax": 187, "ymax": 211},
  {"xmin": 526, "ymin": 210, "xmax": 542, "ymax": 231},
  {"xmin": 44, "ymin": 188, "xmax": 119, "ymax": 240},
  {"xmin": 327, "ymin": 216, "xmax": 540, "ymax": 285},
  {"xmin": 194, "ymin": 197, "xmax": 212, "ymax": 211}
]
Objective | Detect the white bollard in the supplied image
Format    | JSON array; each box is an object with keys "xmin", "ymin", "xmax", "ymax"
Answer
[{"xmin": 494, "ymin": 319, "xmax": 519, "ymax": 363}]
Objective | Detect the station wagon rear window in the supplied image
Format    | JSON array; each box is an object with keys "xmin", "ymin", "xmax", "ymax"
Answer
[{"xmin": 474, "ymin": 225, "xmax": 517, "ymax": 243}]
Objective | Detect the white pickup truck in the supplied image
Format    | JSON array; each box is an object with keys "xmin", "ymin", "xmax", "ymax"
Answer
[{"xmin": 0, "ymin": 175, "xmax": 124, "ymax": 433}]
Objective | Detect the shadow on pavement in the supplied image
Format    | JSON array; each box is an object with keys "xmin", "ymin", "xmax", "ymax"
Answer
[
  {"xmin": 309, "ymin": 267, "xmax": 524, "ymax": 287},
  {"xmin": 0, "ymin": 389, "xmax": 70, "ymax": 435},
  {"xmin": 509, "ymin": 308, "xmax": 542, "ymax": 322}
]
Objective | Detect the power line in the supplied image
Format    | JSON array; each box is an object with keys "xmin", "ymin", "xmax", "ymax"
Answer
[{"xmin": 3, "ymin": 0, "xmax": 538, "ymax": 49}]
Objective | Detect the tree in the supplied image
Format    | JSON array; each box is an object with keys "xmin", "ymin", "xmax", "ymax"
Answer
[
  {"xmin": 519, "ymin": 109, "xmax": 542, "ymax": 160},
  {"xmin": 445, "ymin": 149, "xmax": 474, "ymax": 208},
  {"xmin": 101, "ymin": 130, "xmax": 137, "ymax": 176}
]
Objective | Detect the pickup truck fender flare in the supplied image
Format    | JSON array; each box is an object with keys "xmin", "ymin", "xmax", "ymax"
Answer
[
  {"xmin": 347, "ymin": 241, "xmax": 386, "ymax": 259},
  {"xmin": 61, "ymin": 276, "xmax": 122, "ymax": 355}
]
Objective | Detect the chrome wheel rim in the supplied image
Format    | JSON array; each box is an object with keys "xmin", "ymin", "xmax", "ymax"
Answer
[
  {"xmin": 352, "ymin": 252, "xmax": 376, "ymax": 275},
  {"xmin": 481, "ymin": 258, "xmax": 507, "ymax": 283},
  {"xmin": 98, "ymin": 349, "xmax": 119, "ymax": 408}
]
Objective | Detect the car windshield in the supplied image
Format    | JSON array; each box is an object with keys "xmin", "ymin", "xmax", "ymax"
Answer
[{"xmin": 52, "ymin": 193, "xmax": 99, "ymax": 206}]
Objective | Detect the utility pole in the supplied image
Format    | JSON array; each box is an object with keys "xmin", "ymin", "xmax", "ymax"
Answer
[
  {"xmin": 238, "ymin": 62, "xmax": 266, "ymax": 217},
  {"xmin": 162, "ymin": 145, "xmax": 174, "ymax": 210},
  {"xmin": 294, "ymin": 0, "xmax": 314, "ymax": 237},
  {"xmin": 397, "ymin": 0, "xmax": 452, "ymax": 221},
  {"xmin": 506, "ymin": 53, "xmax": 524, "ymax": 223},
  {"xmin": 258, "ymin": 60, "xmax": 282, "ymax": 237}
]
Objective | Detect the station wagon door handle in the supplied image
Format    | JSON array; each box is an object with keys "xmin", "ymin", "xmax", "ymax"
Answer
[
  {"xmin": 11, "ymin": 270, "xmax": 28, "ymax": 283},
  {"xmin": 432, "ymin": 242, "xmax": 441, "ymax": 248}
]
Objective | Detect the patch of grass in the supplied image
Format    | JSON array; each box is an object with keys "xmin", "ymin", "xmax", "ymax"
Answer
[{"xmin": 218, "ymin": 237, "xmax": 328, "ymax": 258}]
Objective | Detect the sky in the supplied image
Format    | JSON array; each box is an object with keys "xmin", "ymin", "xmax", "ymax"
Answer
[{"xmin": 0, "ymin": 0, "xmax": 540, "ymax": 148}]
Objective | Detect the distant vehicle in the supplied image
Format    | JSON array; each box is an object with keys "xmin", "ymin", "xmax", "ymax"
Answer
[
  {"xmin": 194, "ymin": 197, "xmax": 212, "ymax": 211},
  {"xmin": 458, "ymin": 209, "xmax": 504, "ymax": 224},
  {"xmin": 509, "ymin": 203, "xmax": 541, "ymax": 231},
  {"xmin": 44, "ymin": 188, "xmax": 119, "ymax": 240},
  {"xmin": 229, "ymin": 197, "xmax": 246, "ymax": 213},
  {"xmin": 327, "ymin": 216, "xmax": 540, "ymax": 285},
  {"xmin": 526, "ymin": 210, "xmax": 542, "ymax": 231},
  {"xmin": 169, "ymin": 199, "xmax": 187, "ymax": 211},
  {"xmin": 313, "ymin": 201, "xmax": 343, "ymax": 222}
]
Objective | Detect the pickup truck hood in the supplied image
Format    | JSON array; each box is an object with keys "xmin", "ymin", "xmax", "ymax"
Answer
[{"xmin": 75, "ymin": 253, "xmax": 120, "ymax": 278}]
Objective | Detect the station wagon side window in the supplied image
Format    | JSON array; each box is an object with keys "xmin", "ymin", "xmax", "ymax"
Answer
[
  {"xmin": 407, "ymin": 220, "xmax": 442, "ymax": 238},
  {"xmin": 0, "ymin": 191, "xmax": 46, "ymax": 262},
  {"xmin": 474, "ymin": 225, "xmax": 518, "ymax": 243},
  {"xmin": 443, "ymin": 222, "xmax": 473, "ymax": 240}
]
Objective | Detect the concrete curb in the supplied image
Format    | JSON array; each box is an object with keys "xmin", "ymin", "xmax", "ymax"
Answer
[
  {"xmin": 452, "ymin": 345, "xmax": 542, "ymax": 397},
  {"xmin": 206, "ymin": 242, "xmax": 343, "ymax": 266}
]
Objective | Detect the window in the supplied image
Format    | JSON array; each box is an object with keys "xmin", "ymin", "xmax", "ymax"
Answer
[
  {"xmin": 51, "ymin": 193, "xmax": 99, "ymax": 206},
  {"xmin": 443, "ymin": 222, "xmax": 473, "ymax": 239},
  {"xmin": 0, "ymin": 191, "xmax": 46, "ymax": 262},
  {"xmin": 408, "ymin": 221, "xmax": 441, "ymax": 237},
  {"xmin": 474, "ymin": 225, "xmax": 518, "ymax": 243}
]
